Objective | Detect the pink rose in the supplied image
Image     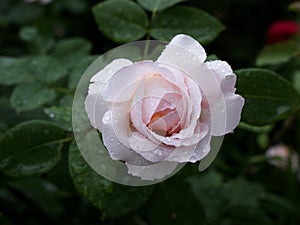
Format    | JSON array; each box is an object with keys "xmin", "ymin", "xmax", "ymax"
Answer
[
  {"xmin": 85, "ymin": 34, "xmax": 244, "ymax": 180},
  {"xmin": 265, "ymin": 144, "xmax": 299, "ymax": 172}
]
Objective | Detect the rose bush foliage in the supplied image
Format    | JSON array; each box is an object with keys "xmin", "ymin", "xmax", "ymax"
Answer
[{"xmin": 0, "ymin": 0, "xmax": 300, "ymax": 224}]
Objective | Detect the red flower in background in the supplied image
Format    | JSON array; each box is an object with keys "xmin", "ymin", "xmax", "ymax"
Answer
[{"xmin": 267, "ymin": 19, "xmax": 299, "ymax": 44}]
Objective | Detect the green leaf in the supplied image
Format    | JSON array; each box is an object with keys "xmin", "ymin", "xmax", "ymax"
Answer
[
  {"xmin": 19, "ymin": 26, "xmax": 38, "ymax": 42},
  {"xmin": 68, "ymin": 55, "xmax": 97, "ymax": 89},
  {"xmin": 68, "ymin": 141, "xmax": 113, "ymax": 210},
  {"xmin": 103, "ymin": 184, "xmax": 154, "ymax": 219},
  {"xmin": 29, "ymin": 56, "xmax": 68, "ymax": 84},
  {"xmin": 92, "ymin": 0, "xmax": 148, "ymax": 43},
  {"xmin": 68, "ymin": 141, "xmax": 153, "ymax": 217},
  {"xmin": 187, "ymin": 170, "xmax": 224, "ymax": 225},
  {"xmin": 0, "ymin": 120, "xmax": 66, "ymax": 177},
  {"xmin": 44, "ymin": 106, "xmax": 72, "ymax": 131},
  {"xmin": 0, "ymin": 57, "xmax": 31, "ymax": 85},
  {"xmin": 138, "ymin": 0, "xmax": 186, "ymax": 11},
  {"xmin": 151, "ymin": 6, "xmax": 225, "ymax": 45},
  {"xmin": 44, "ymin": 95, "xmax": 73, "ymax": 131},
  {"xmin": 236, "ymin": 68, "xmax": 300, "ymax": 125},
  {"xmin": 222, "ymin": 179, "xmax": 264, "ymax": 208},
  {"xmin": 256, "ymin": 42, "xmax": 298, "ymax": 66},
  {"xmin": 9, "ymin": 178, "xmax": 64, "ymax": 219},
  {"xmin": 10, "ymin": 83, "xmax": 56, "ymax": 112},
  {"xmin": 148, "ymin": 181, "xmax": 206, "ymax": 225},
  {"xmin": 52, "ymin": 37, "xmax": 92, "ymax": 69}
]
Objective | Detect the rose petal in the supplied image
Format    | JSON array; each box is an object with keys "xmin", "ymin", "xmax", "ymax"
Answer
[
  {"xmin": 91, "ymin": 58, "xmax": 132, "ymax": 83},
  {"xmin": 126, "ymin": 161, "xmax": 179, "ymax": 180},
  {"xmin": 102, "ymin": 61, "xmax": 174, "ymax": 102},
  {"xmin": 85, "ymin": 82, "xmax": 107, "ymax": 129},
  {"xmin": 206, "ymin": 60, "xmax": 244, "ymax": 134},
  {"xmin": 205, "ymin": 60, "xmax": 236, "ymax": 94},
  {"xmin": 223, "ymin": 94, "xmax": 244, "ymax": 133},
  {"xmin": 158, "ymin": 34, "xmax": 206, "ymax": 65},
  {"xmin": 129, "ymin": 132, "xmax": 174, "ymax": 163},
  {"xmin": 102, "ymin": 111, "xmax": 151, "ymax": 166},
  {"xmin": 85, "ymin": 59, "xmax": 133, "ymax": 129}
]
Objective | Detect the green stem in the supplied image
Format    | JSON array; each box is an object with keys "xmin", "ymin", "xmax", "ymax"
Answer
[{"xmin": 51, "ymin": 86, "xmax": 74, "ymax": 95}]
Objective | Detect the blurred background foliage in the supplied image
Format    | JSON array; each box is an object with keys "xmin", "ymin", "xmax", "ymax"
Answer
[{"xmin": 0, "ymin": 0, "xmax": 300, "ymax": 225}]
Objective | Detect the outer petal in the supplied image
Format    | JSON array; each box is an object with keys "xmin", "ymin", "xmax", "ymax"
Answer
[
  {"xmin": 102, "ymin": 111, "xmax": 151, "ymax": 166},
  {"xmin": 205, "ymin": 60, "xmax": 235, "ymax": 94},
  {"xmin": 85, "ymin": 82, "xmax": 107, "ymax": 129},
  {"xmin": 126, "ymin": 161, "xmax": 179, "ymax": 180},
  {"xmin": 223, "ymin": 94, "xmax": 244, "ymax": 133},
  {"xmin": 102, "ymin": 61, "xmax": 175, "ymax": 103},
  {"xmin": 85, "ymin": 59, "xmax": 132, "ymax": 129},
  {"xmin": 158, "ymin": 34, "xmax": 207, "ymax": 65},
  {"xmin": 91, "ymin": 58, "xmax": 132, "ymax": 83},
  {"xmin": 206, "ymin": 60, "xmax": 245, "ymax": 134}
]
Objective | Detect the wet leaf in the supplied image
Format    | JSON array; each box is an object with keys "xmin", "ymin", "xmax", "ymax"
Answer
[
  {"xmin": 92, "ymin": 0, "xmax": 148, "ymax": 43},
  {"xmin": 148, "ymin": 181, "xmax": 206, "ymax": 225},
  {"xmin": 0, "ymin": 57, "xmax": 31, "ymax": 85},
  {"xmin": 138, "ymin": 0, "xmax": 186, "ymax": 11},
  {"xmin": 236, "ymin": 68, "xmax": 300, "ymax": 125},
  {"xmin": 29, "ymin": 56, "xmax": 68, "ymax": 84},
  {"xmin": 68, "ymin": 55, "xmax": 97, "ymax": 89},
  {"xmin": 10, "ymin": 83, "xmax": 56, "ymax": 112},
  {"xmin": 0, "ymin": 120, "xmax": 66, "ymax": 177},
  {"xmin": 51, "ymin": 37, "xmax": 92, "ymax": 69},
  {"xmin": 9, "ymin": 177, "xmax": 64, "ymax": 219},
  {"xmin": 44, "ymin": 106, "xmax": 72, "ymax": 131},
  {"xmin": 256, "ymin": 42, "xmax": 298, "ymax": 66},
  {"xmin": 68, "ymin": 141, "xmax": 113, "ymax": 210},
  {"xmin": 151, "ymin": 6, "xmax": 224, "ymax": 45},
  {"xmin": 103, "ymin": 184, "xmax": 154, "ymax": 219}
]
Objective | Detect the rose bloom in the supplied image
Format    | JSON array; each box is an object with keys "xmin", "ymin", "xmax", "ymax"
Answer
[
  {"xmin": 265, "ymin": 144, "xmax": 299, "ymax": 172},
  {"xmin": 85, "ymin": 34, "xmax": 244, "ymax": 180},
  {"xmin": 266, "ymin": 20, "xmax": 299, "ymax": 44}
]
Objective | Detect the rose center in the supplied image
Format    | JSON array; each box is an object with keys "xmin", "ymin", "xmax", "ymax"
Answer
[{"xmin": 147, "ymin": 108, "xmax": 181, "ymax": 137}]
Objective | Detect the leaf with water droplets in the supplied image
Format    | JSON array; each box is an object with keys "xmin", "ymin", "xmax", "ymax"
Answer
[
  {"xmin": 147, "ymin": 180, "xmax": 206, "ymax": 225},
  {"xmin": 29, "ymin": 56, "xmax": 68, "ymax": 84},
  {"xmin": 68, "ymin": 141, "xmax": 113, "ymax": 210},
  {"xmin": 92, "ymin": 0, "xmax": 148, "ymax": 43},
  {"xmin": 69, "ymin": 141, "xmax": 154, "ymax": 217},
  {"xmin": 44, "ymin": 106, "xmax": 72, "ymax": 131},
  {"xmin": 138, "ymin": 0, "xmax": 186, "ymax": 11},
  {"xmin": 151, "ymin": 6, "xmax": 225, "ymax": 45},
  {"xmin": 0, "ymin": 57, "xmax": 32, "ymax": 85},
  {"xmin": 68, "ymin": 55, "xmax": 98, "ymax": 89},
  {"xmin": 256, "ymin": 42, "xmax": 297, "ymax": 66},
  {"xmin": 10, "ymin": 83, "xmax": 56, "ymax": 112},
  {"xmin": 0, "ymin": 120, "xmax": 66, "ymax": 177},
  {"xmin": 102, "ymin": 182, "xmax": 154, "ymax": 219},
  {"xmin": 236, "ymin": 68, "xmax": 300, "ymax": 125},
  {"xmin": 51, "ymin": 37, "xmax": 92, "ymax": 69}
]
